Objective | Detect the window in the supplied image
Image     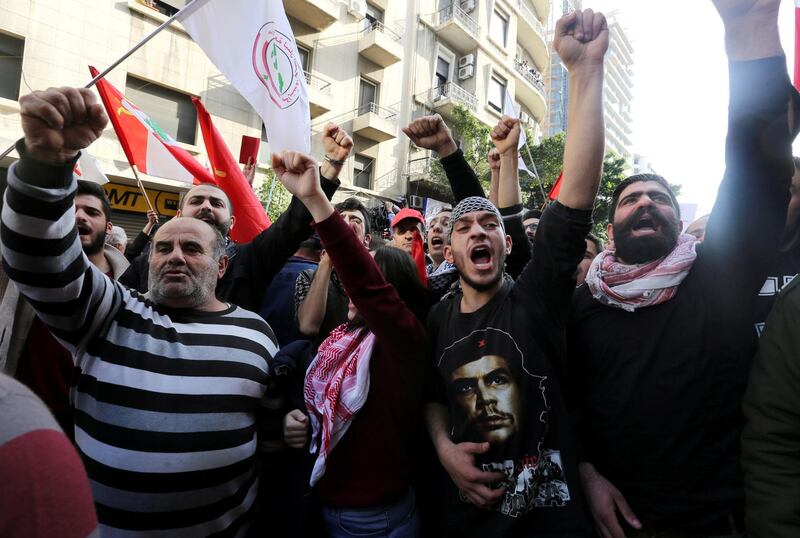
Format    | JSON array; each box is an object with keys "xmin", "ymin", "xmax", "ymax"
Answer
[
  {"xmin": 435, "ymin": 57, "xmax": 450, "ymax": 94},
  {"xmin": 488, "ymin": 74, "xmax": 506, "ymax": 113},
  {"xmin": 0, "ymin": 33, "xmax": 24, "ymax": 101},
  {"xmin": 125, "ymin": 76, "xmax": 197, "ymax": 144},
  {"xmin": 363, "ymin": 4, "xmax": 384, "ymax": 31},
  {"xmin": 489, "ymin": 10, "xmax": 509, "ymax": 47},
  {"xmin": 297, "ymin": 45, "xmax": 311, "ymax": 73},
  {"xmin": 358, "ymin": 78, "xmax": 377, "ymax": 115},
  {"xmin": 353, "ymin": 155, "xmax": 374, "ymax": 189}
]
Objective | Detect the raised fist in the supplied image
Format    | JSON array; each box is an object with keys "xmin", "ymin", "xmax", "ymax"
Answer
[
  {"xmin": 554, "ymin": 9, "xmax": 609, "ymax": 71},
  {"xmin": 490, "ymin": 116, "xmax": 521, "ymax": 157},
  {"xmin": 272, "ymin": 150, "xmax": 322, "ymax": 202},
  {"xmin": 402, "ymin": 114, "xmax": 458, "ymax": 157},
  {"xmin": 321, "ymin": 122, "xmax": 353, "ymax": 162}
]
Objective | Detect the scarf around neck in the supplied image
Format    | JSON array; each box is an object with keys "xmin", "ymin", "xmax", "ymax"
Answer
[
  {"xmin": 304, "ymin": 323, "xmax": 376, "ymax": 486},
  {"xmin": 585, "ymin": 233, "xmax": 699, "ymax": 312}
]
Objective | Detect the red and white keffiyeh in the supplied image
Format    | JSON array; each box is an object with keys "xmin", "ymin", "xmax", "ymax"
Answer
[
  {"xmin": 304, "ymin": 323, "xmax": 376, "ymax": 486},
  {"xmin": 585, "ymin": 234, "xmax": 699, "ymax": 312}
]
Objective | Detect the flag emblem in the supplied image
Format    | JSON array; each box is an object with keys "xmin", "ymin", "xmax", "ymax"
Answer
[{"xmin": 252, "ymin": 22, "xmax": 303, "ymax": 110}]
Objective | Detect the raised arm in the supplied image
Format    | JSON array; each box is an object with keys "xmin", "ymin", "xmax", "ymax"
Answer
[
  {"xmin": 403, "ymin": 114, "xmax": 485, "ymax": 201},
  {"xmin": 228, "ymin": 124, "xmax": 350, "ymax": 311},
  {"xmin": 295, "ymin": 252, "xmax": 334, "ymax": 337},
  {"xmin": 1, "ymin": 87, "xmax": 118, "ymax": 352},
  {"xmin": 554, "ymin": 10, "xmax": 608, "ymax": 210},
  {"xmin": 487, "ymin": 148, "xmax": 500, "ymax": 206}
]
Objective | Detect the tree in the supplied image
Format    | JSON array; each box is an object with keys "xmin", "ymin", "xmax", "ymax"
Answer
[{"xmin": 254, "ymin": 168, "xmax": 292, "ymax": 222}]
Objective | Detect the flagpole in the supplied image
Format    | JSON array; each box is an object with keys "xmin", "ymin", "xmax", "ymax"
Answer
[
  {"xmin": 522, "ymin": 141, "xmax": 547, "ymax": 202},
  {"xmin": 0, "ymin": 0, "xmax": 205, "ymax": 162},
  {"xmin": 131, "ymin": 165, "xmax": 157, "ymax": 214}
]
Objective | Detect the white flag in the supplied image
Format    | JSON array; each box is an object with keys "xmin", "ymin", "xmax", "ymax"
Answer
[
  {"xmin": 502, "ymin": 89, "xmax": 532, "ymax": 175},
  {"xmin": 179, "ymin": 0, "xmax": 310, "ymax": 154},
  {"xmin": 74, "ymin": 152, "xmax": 109, "ymax": 184}
]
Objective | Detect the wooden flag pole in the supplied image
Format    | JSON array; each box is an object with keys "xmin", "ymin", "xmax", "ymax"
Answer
[
  {"xmin": 131, "ymin": 165, "xmax": 157, "ymax": 214},
  {"xmin": 0, "ymin": 0, "xmax": 209, "ymax": 162}
]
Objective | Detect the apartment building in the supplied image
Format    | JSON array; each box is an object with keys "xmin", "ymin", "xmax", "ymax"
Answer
[{"xmin": 0, "ymin": 0, "xmax": 549, "ymax": 232}]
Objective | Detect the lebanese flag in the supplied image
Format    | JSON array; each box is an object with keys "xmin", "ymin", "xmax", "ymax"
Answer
[
  {"xmin": 193, "ymin": 97, "xmax": 271, "ymax": 243},
  {"xmin": 795, "ymin": 1, "xmax": 800, "ymax": 90},
  {"xmin": 89, "ymin": 66, "xmax": 214, "ymax": 185},
  {"xmin": 548, "ymin": 171, "xmax": 563, "ymax": 201},
  {"xmin": 411, "ymin": 230, "xmax": 428, "ymax": 287}
]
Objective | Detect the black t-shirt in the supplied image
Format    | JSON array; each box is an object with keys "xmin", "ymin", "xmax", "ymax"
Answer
[
  {"xmin": 428, "ymin": 202, "xmax": 592, "ymax": 537},
  {"xmin": 568, "ymin": 56, "xmax": 798, "ymax": 529},
  {"xmin": 754, "ymin": 241, "xmax": 800, "ymax": 336}
]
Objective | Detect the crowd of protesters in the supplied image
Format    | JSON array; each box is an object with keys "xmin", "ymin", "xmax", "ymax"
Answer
[{"xmin": 1, "ymin": 2, "xmax": 800, "ymax": 538}]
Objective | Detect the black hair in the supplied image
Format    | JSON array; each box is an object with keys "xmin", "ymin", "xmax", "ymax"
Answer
[
  {"xmin": 335, "ymin": 197, "xmax": 371, "ymax": 235},
  {"xmin": 76, "ymin": 180, "xmax": 112, "ymax": 222},
  {"xmin": 373, "ymin": 247, "xmax": 434, "ymax": 322},
  {"xmin": 586, "ymin": 232, "xmax": 604, "ymax": 253},
  {"xmin": 180, "ymin": 183, "xmax": 235, "ymax": 215},
  {"xmin": 523, "ymin": 209, "xmax": 542, "ymax": 221},
  {"xmin": 608, "ymin": 174, "xmax": 680, "ymax": 223}
]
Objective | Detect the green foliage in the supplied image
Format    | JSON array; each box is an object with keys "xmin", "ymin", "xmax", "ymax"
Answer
[
  {"xmin": 254, "ymin": 168, "xmax": 292, "ymax": 222},
  {"xmin": 427, "ymin": 105, "xmax": 493, "ymax": 190}
]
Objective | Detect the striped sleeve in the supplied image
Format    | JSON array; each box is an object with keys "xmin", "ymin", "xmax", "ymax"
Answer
[{"xmin": 1, "ymin": 153, "xmax": 119, "ymax": 355}]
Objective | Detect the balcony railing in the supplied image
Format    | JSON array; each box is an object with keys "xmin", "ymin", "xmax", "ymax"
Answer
[
  {"xmin": 514, "ymin": 59, "xmax": 545, "ymax": 93},
  {"xmin": 304, "ymin": 71, "xmax": 332, "ymax": 95},
  {"xmin": 436, "ymin": 4, "xmax": 479, "ymax": 37},
  {"xmin": 361, "ymin": 20, "xmax": 402, "ymax": 42},
  {"xmin": 429, "ymin": 82, "xmax": 478, "ymax": 112},
  {"xmin": 357, "ymin": 102, "xmax": 399, "ymax": 119},
  {"xmin": 517, "ymin": 0, "xmax": 544, "ymax": 36},
  {"xmin": 373, "ymin": 168, "xmax": 399, "ymax": 191}
]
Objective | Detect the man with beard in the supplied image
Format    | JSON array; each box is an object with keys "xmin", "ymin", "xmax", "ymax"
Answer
[
  {"xmin": 2, "ymin": 85, "xmax": 278, "ymax": 535},
  {"xmin": 119, "ymin": 123, "xmax": 351, "ymax": 313},
  {"xmin": 1, "ymin": 178, "xmax": 128, "ymax": 436},
  {"xmin": 424, "ymin": 9, "xmax": 608, "ymax": 536},
  {"xmin": 567, "ymin": 2, "xmax": 798, "ymax": 536}
]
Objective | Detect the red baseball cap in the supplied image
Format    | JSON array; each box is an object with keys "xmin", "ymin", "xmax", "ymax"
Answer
[{"xmin": 391, "ymin": 208, "xmax": 425, "ymax": 229}]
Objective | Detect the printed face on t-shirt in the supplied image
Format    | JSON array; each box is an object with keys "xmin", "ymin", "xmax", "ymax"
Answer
[{"xmin": 449, "ymin": 354, "xmax": 521, "ymax": 445}]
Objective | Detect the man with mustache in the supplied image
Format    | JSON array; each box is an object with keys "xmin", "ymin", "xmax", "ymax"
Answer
[
  {"xmin": 119, "ymin": 123, "xmax": 351, "ymax": 313},
  {"xmin": 2, "ymin": 85, "xmax": 278, "ymax": 535},
  {"xmin": 568, "ymin": 1, "xmax": 799, "ymax": 536}
]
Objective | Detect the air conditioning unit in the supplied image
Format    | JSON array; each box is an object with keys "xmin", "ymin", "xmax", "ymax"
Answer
[
  {"xmin": 520, "ymin": 112, "xmax": 531, "ymax": 124},
  {"xmin": 458, "ymin": 65, "xmax": 474, "ymax": 81},
  {"xmin": 461, "ymin": 0, "xmax": 476, "ymax": 13},
  {"xmin": 409, "ymin": 195, "xmax": 425, "ymax": 210},
  {"xmin": 348, "ymin": 0, "xmax": 367, "ymax": 20},
  {"xmin": 458, "ymin": 54, "xmax": 475, "ymax": 68}
]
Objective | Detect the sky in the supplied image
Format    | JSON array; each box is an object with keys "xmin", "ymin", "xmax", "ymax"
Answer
[{"xmin": 583, "ymin": 0, "xmax": 796, "ymax": 217}]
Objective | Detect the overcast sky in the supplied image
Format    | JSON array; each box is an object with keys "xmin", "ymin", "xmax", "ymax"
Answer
[{"xmin": 583, "ymin": 0, "xmax": 796, "ymax": 218}]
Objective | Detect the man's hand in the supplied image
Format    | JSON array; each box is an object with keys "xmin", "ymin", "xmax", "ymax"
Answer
[
  {"xmin": 402, "ymin": 114, "xmax": 458, "ymax": 158},
  {"xmin": 712, "ymin": 0, "xmax": 781, "ymax": 60},
  {"xmin": 487, "ymin": 148, "xmax": 501, "ymax": 172},
  {"xmin": 580, "ymin": 462, "xmax": 641, "ymax": 538},
  {"xmin": 19, "ymin": 87, "xmax": 108, "ymax": 164},
  {"xmin": 272, "ymin": 151, "xmax": 323, "ymax": 202},
  {"xmin": 143, "ymin": 210, "xmax": 159, "ymax": 236},
  {"xmin": 438, "ymin": 440, "xmax": 506, "ymax": 509},
  {"xmin": 712, "ymin": 0, "xmax": 780, "ymax": 24},
  {"xmin": 553, "ymin": 9, "xmax": 609, "ymax": 72},
  {"xmin": 283, "ymin": 409, "xmax": 310, "ymax": 449},
  {"xmin": 242, "ymin": 157, "xmax": 256, "ymax": 186},
  {"xmin": 322, "ymin": 122, "xmax": 353, "ymax": 162},
  {"xmin": 490, "ymin": 116, "xmax": 521, "ymax": 157}
]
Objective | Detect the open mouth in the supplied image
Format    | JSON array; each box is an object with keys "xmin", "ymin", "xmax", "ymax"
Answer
[
  {"xmin": 633, "ymin": 215, "xmax": 658, "ymax": 232},
  {"xmin": 76, "ymin": 224, "xmax": 91, "ymax": 236},
  {"xmin": 430, "ymin": 236, "xmax": 444, "ymax": 248},
  {"xmin": 470, "ymin": 245, "xmax": 493, "ymax": 269}
]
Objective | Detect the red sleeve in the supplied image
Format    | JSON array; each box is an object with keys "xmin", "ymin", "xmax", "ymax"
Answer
[
  {"xmin": 0, "ymin": 429, "xmax": 98, "ymax": 537},
  {"xmin": 313, "ymin": 212, "xmax": 426, "ymax": 350}
]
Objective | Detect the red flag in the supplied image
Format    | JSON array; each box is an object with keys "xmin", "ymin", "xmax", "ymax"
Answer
[
  {"xmin": 795, "ymin": 1, "xmax": 800, "ymax": 91},
  {"xmin": 193, "ymin": 97, "xmax": 271, "ymax": 244},
  {"xmin": 411, "ymin": 230, "xmax": 428, "ymax": 287},
  {"xmin": 548, "ymin": 171, "xmax": 563, "ymax": 201},
  {"xmin": 88, "ymin": 66, "xmax": 214, "ymax": 185}
]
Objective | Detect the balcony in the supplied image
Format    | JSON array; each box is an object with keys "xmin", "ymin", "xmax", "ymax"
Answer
[
  {"xmin": 428, "ymin": 82, "xmax": 478, "ymax": 118},
  {"xmin": 358, "ymin": 22, "xmax": 403, "ymax": 68},
  {"xmin": 283, "ymin": 0, "xmax": 338, "ymax": 32},
  {"xmin": 352, "ymin": 103, "xmax": 399, "ymax": 142},
  {"xmin": 531, "ymin": 0, "xmax": 550, "ymax": 23},
  {"xmin": 430, "ymin": 4, "xmax": 480, "ymax": 53},
  {"xmin": 305, "ymin": 72, "xmax": 333, "ymax": 118},
  {"xmin": 512, "ymin": 59, "xmax": 546, "ymax": 122},
  {"xmin": 516, "ymin": 1, "xmax": 549, "ymax": 71}
]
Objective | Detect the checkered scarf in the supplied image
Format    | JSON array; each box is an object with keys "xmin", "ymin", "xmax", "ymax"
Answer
[
  {"xmin": 304, "ymin": 323, "xmax": 376, "ymax": 486},
  {"xmin": 447, "ymin": 196, "xmax": 505, "ymax": 241},
  {"xmin": 585, "ymin": 234, "xmax": 698, "ymax": 312}
]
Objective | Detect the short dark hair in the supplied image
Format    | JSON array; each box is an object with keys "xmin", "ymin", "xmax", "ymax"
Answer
[
  {"xmin": 335, "ymin": 197, "xmax": 371, "ymax": 235},
  {"xmin": 523, "ymin": 209, "xmax": 542, "ymax": 221},
  {"xmin": 586, "ymin": 233, "xmax": 604, "ymax": 253},
  {"xmin": 608, "ymin": 174, "xmax": 680, "ymax": 223},
  {"xmin": 76, "ymin": 180, "xmax": 111, "ymax": 222},
  {"xmin": 180, "ymin": 183, "xmax": 234, "ymax": 215}
]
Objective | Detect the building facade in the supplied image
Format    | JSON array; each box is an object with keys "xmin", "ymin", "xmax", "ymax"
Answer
[
  {"xmin": 543, "ymin": 0, "xmax": 579, "ymax": 138},
  {"xmin": 0, "ymin": 0, "xmax": 549, "ymax": 232}
]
